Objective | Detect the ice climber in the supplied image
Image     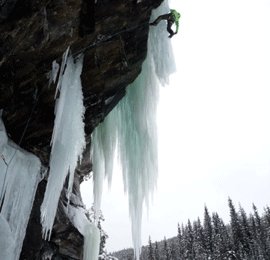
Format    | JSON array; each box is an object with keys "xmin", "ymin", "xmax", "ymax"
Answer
[{"xmin": 150, "ymin": 9, "xmax": 180, "ymax": 38}]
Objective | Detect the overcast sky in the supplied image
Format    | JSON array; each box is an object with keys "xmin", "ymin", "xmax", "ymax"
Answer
[{"xmin": 81, "ymin": 0, "xmax": 270, "ymax": 252}]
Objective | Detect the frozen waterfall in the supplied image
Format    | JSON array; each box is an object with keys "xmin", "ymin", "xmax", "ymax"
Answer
[
  {"xmin": 41, "ymin": 52, "xmax": 86, "ymax": 240},
  {"xmin": 91, "ymin": 1, "xmax": 175, "ymax": 259},
  {"xmin": 0, "ymin": 116, "xmax": 41, "ymax": 260},
  {"xmin": 0, "ymin": 0, "xmax": 175, "ymax": 259}
]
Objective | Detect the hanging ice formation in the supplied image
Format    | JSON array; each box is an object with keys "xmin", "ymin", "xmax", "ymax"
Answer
[
  {"xmin": 0, "ymin": 115, "xmax": 41, "ymax": 260},
  {"xmin": 66, "ymin": 203, "xmax": 100, "ymax": 260},
  {"xmin": 91, "ymin": 1, "xmax": 175, "ymax": 259},
  {"xmin": 83, "ymin": 223, "xmax": 101, "ymax": 260},
  {"xmin": 91, "ymin": 114, "xmax": 117, "ymax": 218},
  {"xmin": 41, "ymin": 51, "xmax": 86, "ymax": 240},
  {"xmin": 42, "ymin": 49, "xmax": 102, "ymax": 260}
]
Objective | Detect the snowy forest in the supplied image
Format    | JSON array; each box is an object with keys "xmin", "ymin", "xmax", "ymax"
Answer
[{"xmin": 112, "ymin": 199, "xmax": 270, "ymax": 260}]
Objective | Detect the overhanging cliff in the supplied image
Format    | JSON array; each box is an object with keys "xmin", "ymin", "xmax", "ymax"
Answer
[
  {"xmin": 0, "ymin": 0, "xmax": 163, "ymax": 165},
  {"xmin": 0, "ymin": 0, "xmax": 164, "ymax": 259}
]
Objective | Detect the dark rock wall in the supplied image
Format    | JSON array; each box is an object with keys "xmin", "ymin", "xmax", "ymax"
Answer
[
  {"xmin": 0, "ymin": 0, "xmax": 163, "ymax": 163},
  {"xmin": 0, "ymin": 0, "xmax": 163, "ymax": 259}
]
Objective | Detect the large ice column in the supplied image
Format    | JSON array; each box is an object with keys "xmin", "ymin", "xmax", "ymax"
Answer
[
  {"xmin": 116, "ymin": 51, "xmax": 160, "ymax": 259},
  {"xmin": 0, "ymin": 117, "xmax": 41, "ymax": 260},
  {"xmin": 124, "ymin": 3, "xmax": 175, "ymax": 257},
  {"xmin": 91, "ymin": 1, "xmax": 175, "ymax": 259},
  {"xmin": 41, "ymin": 53, "xmax": 86, "ymax": 240}
]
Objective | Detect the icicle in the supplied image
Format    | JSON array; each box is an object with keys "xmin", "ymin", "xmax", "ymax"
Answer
[
  {"xmin": 92, "ymin": 129, "xmax": 105, "ymax": 220},
  {"xmin": 48, "ymin": 60, "xmax": 60, "ymax": 86},
  {"xmin": 41, "ymin": 54, "xmax": 86, "ymax": 240},
  {"xmin": 0, "ymin": 117, "xmax": 41, "ymax": 260},
  {"xmin": 92, "ymin": 114, "xmax": 118, "ymax": 220},
  {"xmin": 90, "ymin": 1, "xmax": 175, "ymax": 259}
]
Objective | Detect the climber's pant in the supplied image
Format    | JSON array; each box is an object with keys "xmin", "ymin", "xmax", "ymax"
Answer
[{"xmin": 151, "ymin": 14, "xmax": 174, "ymax": 37}]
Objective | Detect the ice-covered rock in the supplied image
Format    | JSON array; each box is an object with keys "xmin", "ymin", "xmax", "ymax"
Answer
[
  {"xmin": 0, "ymin": 117, "xmax": 41, "ymax": 260},
  {"xmin": 0, "ymin": 214, "xmax": 14, "ymax": 260}
]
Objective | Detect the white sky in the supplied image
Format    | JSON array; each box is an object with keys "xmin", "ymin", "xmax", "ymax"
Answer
[{"xmin": 81, "ymin": 0, "xmax": 270, "ymax": 253}]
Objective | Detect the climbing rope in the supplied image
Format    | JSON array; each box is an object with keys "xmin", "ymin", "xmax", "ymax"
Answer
[{"xmin": 74, "ymin": 21, "xmax": 150, "ymax": 57}]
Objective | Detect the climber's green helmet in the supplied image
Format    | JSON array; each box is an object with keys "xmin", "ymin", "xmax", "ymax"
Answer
[{"xmin": 170, "ymin": 9, "xmax": 181, "ymax": 22}]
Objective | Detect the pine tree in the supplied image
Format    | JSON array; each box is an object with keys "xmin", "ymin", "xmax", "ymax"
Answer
[
  {"xmin": 249, "ymin": 213, "xmax": 261, "ymax": 258},
  {"xmin": 239, "ymin": 205, "xmax": 252, "ymax": 258},
  {"xmin": 177, "ymin": 223, "xmax": 184, "ymax": 258},
  {"xmin": 170, "ymin": 241, "xmax": 177, "ymax": 260},
  {"xmin": 264, "ymin": 206, "xmax": 270, "ymax": 227},
  {"xmin": 263, "ymin": 207, "xmax": 270, "ymax": 257},
  {"xmin": 228, "ymin": 198, "xmax": 243, "ymax": 258},
  {"xmin": 148, "ymin": 236, "xmax": 155, "ymax": 260},
  {"xmin": 98, "ymin": 220, "xmax": 106, "ymax": 257},
  {"xmin": 163, "ymin": 237, "xmax": 171, "ymax": 260},
  {"xmin": 177, "ymin": 223, "xmax": 182, "ymax": 242},
  {"xmin": 212, "ymin": 212, "xmax": 231, "ymax": 259},
  {"xmin": 252, "ymin": 204, "xmax": 269, "ymax": 259},
  {"xmin": 193, "ymin": 218, "xmax": 207, "ymax": 259},
  {"xmin": 154, "ymin": 241, "xmax": 160, "ymax": 260},
  {"xmin": 182, "ymin": 219, "xmax": 195, "ymax": 259},
  {"xmin": 203, "ymin": 206, "xmax": 213, "ymax": 258},
  {"xmin": 97, "ymin": 214, "xmax": 110, "ymax": 260}
]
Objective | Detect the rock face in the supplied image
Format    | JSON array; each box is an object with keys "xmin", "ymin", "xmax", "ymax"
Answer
[{"xmin": 0, "ymin": 0, "xmax": 163, "ymax": 259}]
